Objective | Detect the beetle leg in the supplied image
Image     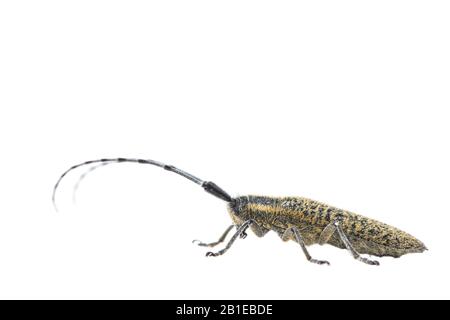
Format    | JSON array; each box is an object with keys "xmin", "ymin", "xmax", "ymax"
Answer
[
  {"xmin": 192, "ymin": 225, "xmax": 235, "ymax": 248},
  {"xmin": 318, "ymin": 222, "xmax": 337, "ymax": 245},
  {"xmin": 283, "ymin": 227, "xmax": 330, "ymax": 266},
  {"xmin": 205, "ymin": 220, "xmax": 253, "ymax": 257},
  {"xmin": 334, "ymin": 220, "xmax": 380, "ymax": 266}
]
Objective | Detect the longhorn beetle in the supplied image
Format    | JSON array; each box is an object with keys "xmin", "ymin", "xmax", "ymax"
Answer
[{"xmin": 53, "ymin": 157, "xmax": 427, "ymax": 266}]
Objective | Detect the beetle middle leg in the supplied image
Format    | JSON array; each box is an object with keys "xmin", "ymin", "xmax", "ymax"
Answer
[
  {"xmin": 205, "ymin": 220, "xmax": 253, "ymax": 257},
  {"xmin": 319, "ymin": 219, "xmax": 380, "ymax": 266},
  {"xmin": 283, "ymin": 227, "xmax": 330, "ymax": 266},
  {"xmin": 192, "ymin": 225, "xmax": 235, "ymax": 248}
]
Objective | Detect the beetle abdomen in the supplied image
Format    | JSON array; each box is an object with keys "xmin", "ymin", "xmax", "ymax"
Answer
[{"xmin": 338, "ymin": 215, "xmax": 427, "ymax": 258}]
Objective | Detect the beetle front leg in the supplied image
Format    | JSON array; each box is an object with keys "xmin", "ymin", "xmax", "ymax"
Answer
[
  {"xmin": 193, "ymin": 225, "xmax": 235, "ymax": 248},
  {"xmin": 205, "ymin": 220, "xmax": 253, "ymax": 257}
]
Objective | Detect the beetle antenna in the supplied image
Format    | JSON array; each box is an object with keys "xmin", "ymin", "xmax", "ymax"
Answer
[{"xmin": 52, "ymin": 158, "xmax": 233, "ymax": 212}]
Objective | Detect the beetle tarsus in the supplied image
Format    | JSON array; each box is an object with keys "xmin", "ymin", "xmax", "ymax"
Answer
[
  {"xmin": 206, "ymin": 252, "xmax": 217, "ymax": 257},
  {"xmin": 358, "ymin": 257, "xmax": 380, "ymax": 266},
  {"xmin": 309, "ymin": 259, "xmax": 331, "ymax": 266},
  {"xmin": 193, "ymin": 225, "xmax": 235, "ymax": 248}
]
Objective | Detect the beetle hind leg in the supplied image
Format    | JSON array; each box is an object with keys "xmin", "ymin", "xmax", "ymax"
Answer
[{"xmin": 319, "ymin": 220, "xmax": 380, "ymax": 266}]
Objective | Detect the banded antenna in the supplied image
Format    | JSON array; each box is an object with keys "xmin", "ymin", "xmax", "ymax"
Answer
[{"xmin": 52, "ymin": 158, "xmax": 233, "ymax": 212}]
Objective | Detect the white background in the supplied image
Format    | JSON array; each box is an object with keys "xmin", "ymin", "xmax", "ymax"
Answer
[{"xmin": 0, "ymin": 1, "xmax": 449, "ymax": 300}]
